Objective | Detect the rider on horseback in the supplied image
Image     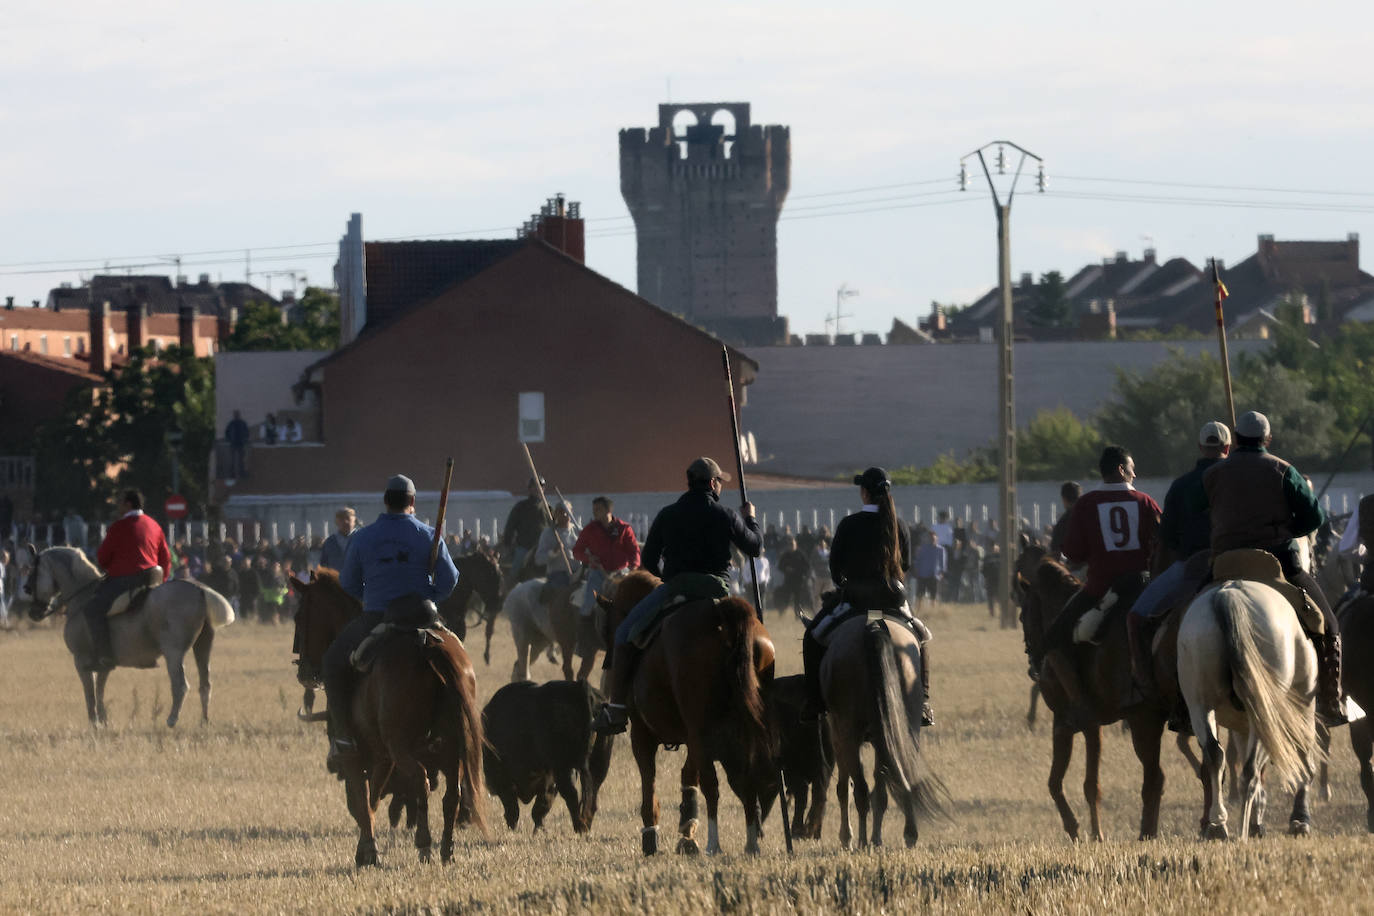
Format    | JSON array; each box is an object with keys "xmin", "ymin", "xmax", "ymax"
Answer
[
  {"xmin": 1127, "ymin": 421, "xmax": 1230, "ymax": 715},
  {"xmin": 1034, "ymin": 446, "xmax": 1161, "ymax": 725},
  {"xmin": 591, "ymin": 457, "xmax": 760, "ymax": 735},
  {"xmin": 1203, "ymin": 410, "xmax": 1346, "ymax": 726},
  {"xmin": 802, "ymin": 467, "xmax": 934, "ymax": 725},
  {"xmin": 502, "ymin": 478, "xmax": 547, "ymax": 586},
  {"xmin": 322, "ymin": 474, "xmax": 459, "ymax": 770},
  {"xmin": 87, "ymin": 490, "xmax": 171, "ymax": 671}
]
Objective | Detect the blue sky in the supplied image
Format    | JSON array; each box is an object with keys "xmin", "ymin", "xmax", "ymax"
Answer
[{"xmin": 3, "ymin": 0, "xmax": 1372, "ymax": 335}]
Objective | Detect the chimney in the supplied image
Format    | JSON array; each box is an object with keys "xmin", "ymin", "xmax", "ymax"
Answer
[
  {"xmin": 1143, "ymin": 247, "xmax": 1157, "ymax": 264},
  {"xmin": 217, "ymin": 306, "xmax": 237, "ymax": 345},
  {"xmin": 531, "ymin": 193, "xmax": 585, "ymax": 263},
  {"xmin": 127, "ymin": 302, "xmax": 146, "ymax": 352},
  {"xmin": 89, "ymin": 301, "xmax": 109, "ymax": 372},
  {"xmin": 178, "ymin": 302, "xmax": 197, "ymax": 351},
  {"xmin": 1019, "ymin": 272, "xmax": 1034, "ymax": 290},
  {"xmin": 4, "ymin": 296, "xmax": 12, "ymax": 310},
  {"xmin": 1115, "ymin": 251, "xmax": 1129, "ymax": 264}
]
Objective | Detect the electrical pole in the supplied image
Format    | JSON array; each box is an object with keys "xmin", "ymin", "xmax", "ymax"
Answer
[
  {"xmin": 960, "ymin": 141, "xmax": 1045, "ymax": 628},
  {"xmin": 827, "ymin": 283, "xmax": 859, "ymax": 338}
]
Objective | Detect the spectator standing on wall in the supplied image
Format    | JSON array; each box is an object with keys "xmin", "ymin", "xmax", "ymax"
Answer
[{"xmin": 225, "ymin": 410, "xmax": 251, "ymax": 477}]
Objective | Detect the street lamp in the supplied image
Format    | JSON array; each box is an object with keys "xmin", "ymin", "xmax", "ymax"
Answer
[
  {"xmin": 166, "ymin": 422, "xmax": 184, "ymax": 496},
  {"xmin": 959, "ymin": 141, "xmax": 1045, "ymax": 628}
]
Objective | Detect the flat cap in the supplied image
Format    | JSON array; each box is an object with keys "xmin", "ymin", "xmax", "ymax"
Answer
[
  {"xmin": 386, "ymin": 474, "xmax": 416, "ymax": 495},
  {"xmin": 1236, "ymin": 411, "xmax": 1270, "ymax": 439}
]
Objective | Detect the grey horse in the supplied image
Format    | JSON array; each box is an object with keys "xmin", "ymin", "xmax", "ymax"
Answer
[{"xmin": 25, "ymin": 546, "xmax": 235, "ymax": 727}]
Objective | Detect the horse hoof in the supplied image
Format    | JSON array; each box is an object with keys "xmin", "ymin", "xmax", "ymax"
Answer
[
  {"xmin": 641, "ymin": 826, "xmax": 659, "ymax": 856},
  {"xmin": 677, "ymin": 837, "xmax": 700, "ymax": 856},
  {"xmin": 441, "ymin": 843, "xmax": 454, "ymax": 864},
  {"xmin": 1204, "ymin": 824, "xmax": 1229, "ymax": 841},
  {"xmin": 1251, "ymin": 824, "xmax": 1267, "ymax": 839},
  {"xmin": 418, "ymin": 845, "xmax": 433, "ymax": 863},
  {"xmin": 705, "ymin": 841, "xmax": 721, "ymax": 856},
  {"xmin": 1287, "ymin": 820, "xmax": 1311, "ymax": 838},
  {"xmin": 165, "ymin": 715, "xmax": 178, "ymax": 728},
  {"xmin": 355, "ymin": 841, "xmax": 379, "ymax": 868}
]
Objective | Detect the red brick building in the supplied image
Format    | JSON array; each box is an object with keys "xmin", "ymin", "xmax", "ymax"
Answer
[{"xmin": 237, "ymin": 239, "xmax": 757, "ymax": 499}]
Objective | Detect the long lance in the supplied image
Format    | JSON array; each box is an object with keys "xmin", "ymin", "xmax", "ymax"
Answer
[
  {"xmin": 1315, "ymin": 411, "xmax": 1374, "ymax": 505},
  {"xmin": 552, "ymin": 484, "xmax": 584, "ymax": 530},
  {"xmin": 721, "ymin": 345, "xmax": 793, "ymax": 855},
  {"xmin": 1211, "ymin": 258, "xmax": 1238, "ymax": 431},
  {"xmin": 428, "ymin": 457, "xmax": 455, "ymax": 577},
  {"xmin": 520, "ymin": 442, "xmax": 575, "ymax": 577}
]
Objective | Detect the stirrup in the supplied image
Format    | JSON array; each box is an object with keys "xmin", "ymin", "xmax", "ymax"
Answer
[
  {"xmin": 1318, "ymin": 697, "xmax": 1350, "ymax": 729},
  {"xmin": 327, "ymin": 737, "xmax": 359, "ymax": 774},
  {"xmin": 920, "ymin": 702, "xmax": 935, "ymax": 728}
]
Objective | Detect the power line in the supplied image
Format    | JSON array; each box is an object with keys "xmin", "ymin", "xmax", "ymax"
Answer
[
  {"xmin": 1056, "ymin": 174, "xmax": 1374, "ymax": 199},
  {"xmin": 1046, "ymin": 189, "xmax": 1374, "ymax": 214}
]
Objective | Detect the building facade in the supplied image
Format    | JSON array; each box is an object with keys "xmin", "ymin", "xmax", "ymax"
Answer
[{"xmin": 620, "ymin": 103, "xmax": 790, "ymax": 347}]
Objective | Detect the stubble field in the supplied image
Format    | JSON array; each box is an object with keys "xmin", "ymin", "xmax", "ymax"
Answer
[{"xmin": 1, "ymin": 601, "xmax": 1370, "ymax": 914}]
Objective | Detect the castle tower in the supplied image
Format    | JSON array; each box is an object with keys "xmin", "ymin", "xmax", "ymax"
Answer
[{"xmin": 619, "ymin": 103, "xmax": 790, "ymax": 346}]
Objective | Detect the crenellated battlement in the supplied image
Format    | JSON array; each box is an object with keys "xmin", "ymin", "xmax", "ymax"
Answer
[{"xmin": 619, "ymin": 102, "xmax": 790, "ymax": 345}]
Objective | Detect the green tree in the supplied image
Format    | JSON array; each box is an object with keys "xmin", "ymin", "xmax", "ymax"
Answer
[
  {"xmin": 34, "ymin": 345, "xmax": 216, "ymax": 517},
  {"xmin": 1269, "ymin": 319, "xmax": 1374, "ymax": 470},
  {"xmin": 1018, "ymin": 407, "xmax": 1103, "ymax": 480},
  {"xmin": 888, "ymin": 451, "xmax": 996, "ymax": 486},
  {"xmin": 224, "ymin": 286, "xmax": 340, "ymax": 351},
  {"xmin": 1029, "ymin": 270, "xmax": 1072, "ymax": 328},
  {"xmin": 1097, "ymin": 348, "xmax": 1335, "ymax": 475}
]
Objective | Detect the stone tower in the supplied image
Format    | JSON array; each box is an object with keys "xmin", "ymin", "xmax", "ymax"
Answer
[{"xmin": 619, "ymin": 103, "xmax": 790, "ymax": 346}]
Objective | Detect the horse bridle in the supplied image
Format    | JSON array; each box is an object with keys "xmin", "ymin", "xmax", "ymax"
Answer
[{"xmin": 24, "ymin": 552, "xmax": 99, "ymax": 621}]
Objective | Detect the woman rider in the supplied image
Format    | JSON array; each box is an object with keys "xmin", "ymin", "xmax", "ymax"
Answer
[{"xmin": 802, "ymin": 466, "xmax": 934, "ymax": 726}]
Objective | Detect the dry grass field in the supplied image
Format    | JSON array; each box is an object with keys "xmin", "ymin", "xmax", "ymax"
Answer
[{"xmin": 1, "ymin": 601, "xmax": 1370, "ymax": 914}]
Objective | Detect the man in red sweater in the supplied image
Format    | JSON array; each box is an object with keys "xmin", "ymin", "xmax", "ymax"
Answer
[
  {"xmin": 1034, "ymin": 446, "xmax": 1161, "ymax": 722},
  {"xmin": 88, "ymin": 490, "xmax": 171, "ymax": 669},
  {"xmin": 571, "ymin": 496, "xmax": 640, "ymax": 658}
]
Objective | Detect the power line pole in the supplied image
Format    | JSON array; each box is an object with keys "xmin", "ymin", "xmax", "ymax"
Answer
[{"xmin": 960, "ymin": 141, "xmax": 1045, "ymax": 628}]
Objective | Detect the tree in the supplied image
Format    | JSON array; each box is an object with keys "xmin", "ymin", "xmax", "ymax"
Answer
[
  {"xmin": 1097, "ymin": 348, "xmax": 1335, "ymax": 475},
  {"xmin": 1030, "ymin": 271, "xmax": 1072, "ymax": 328},
  {"xmin": 1018, "ymin": 407, "xmax": 1103, "ymax": 480},
  {"xmin": 1269, "ymin": 319, "xmax": 1374, "ymax": 470},
  {"xmin": 224, "ymin": 286, "xmax": 340, "ymax": 351},
  {"xmin": 34, "ymin": 345, "xmax": 216, "ymax": 517}
]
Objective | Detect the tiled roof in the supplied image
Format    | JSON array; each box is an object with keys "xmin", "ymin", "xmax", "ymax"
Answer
[
  {"xmin": 46, "ymin": 275, "xmax": 278, "ymax": 318},
  {"xmin": 0, "ymin": 347, "xmax": 103, "ymax": 381},
  {"xmin": 362, "ymin": 240, "xmax": 523, "ymax": 331}
]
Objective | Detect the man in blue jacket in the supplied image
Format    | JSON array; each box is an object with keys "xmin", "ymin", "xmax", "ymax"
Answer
[{"xmin": 322, "ymin": 474, "xmax": 459, "ymax": 769}]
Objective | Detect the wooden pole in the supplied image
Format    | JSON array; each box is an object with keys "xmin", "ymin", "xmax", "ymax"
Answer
[
  {"xmin": 520, "ymin": 443, "xmax": 574, "ymax": 576},
  {"xmin": 427, "ymin": 457, "xmax": 454, "ymax": 577},
  {"xmin": 1211, "ymin": 258, "xmax": 1238, "ymax": 431}
]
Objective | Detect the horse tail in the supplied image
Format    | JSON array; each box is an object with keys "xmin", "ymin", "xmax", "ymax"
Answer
[
  {"xmin": 1212, "ymin": 583, "xmax": 1318, "ymax": 791},
  {"xmin": 430, "ymin": 639, "xmax": 490, "ymax": 837},
  {"xmin": 863, "ymin": 620, "xmax": 951, "ymax": 822},
  {"xmin": 201, "ymin": 582, "xmax": 235, "ymax": 628},
  {"xmin": 716, "ymin": 597, "xmax": 770, "ymax": 766}
]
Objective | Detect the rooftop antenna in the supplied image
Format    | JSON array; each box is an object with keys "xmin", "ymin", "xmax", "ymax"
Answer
[{"xmin": 826, "ymin": 283, "xmax": 859, "ymax": 337}]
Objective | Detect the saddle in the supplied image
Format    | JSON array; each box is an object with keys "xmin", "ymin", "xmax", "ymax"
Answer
[
  {"xmin": 105, "ymin": 567, "xmax": 163, "ymax": 618},
  {"xmin": 1211, "ymin": 548, "xmax": 1324, "ymax": 635},
  {"xmin": 1072, "ymin": 572, "xmax": 1148, "ymax": 645},
  {"xmin": 350, "ymin": 621, "xmax": 455, "ymax": 674},
  {"xmin": 626, "ymin": 572, "xmax": 729, "ymax": 650},
  {"xmin": 810, "ymin": 588, "xmax": 925, "ymax": 646}
]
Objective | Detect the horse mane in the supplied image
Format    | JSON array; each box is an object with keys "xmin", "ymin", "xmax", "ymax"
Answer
[
  {"xmin": 50, "ymin": 546, "xmax": 101, "ymax": 578},
  {"xmin": 1036, "ymin": 556, "xmax": 1081, "ymax": 593}
]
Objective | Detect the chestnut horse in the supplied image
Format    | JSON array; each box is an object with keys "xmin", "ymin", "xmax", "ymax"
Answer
[
  {"xmin": 600, "ymin": 570, "xmax": 779, "ymax": 855},
  {"xmin": 1015, "ymin": 546, "xmax": 1175, "ymax": 840},
  {"xmin": 291, "ymin": 571, "xmax": 487, "ymax": 867}
]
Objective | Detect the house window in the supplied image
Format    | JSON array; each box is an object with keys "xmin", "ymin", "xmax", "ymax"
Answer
[
  {"xmin": 8, "ymin": 335, "xmax": 15, "ymax": 351},
  {"xmin": 518, "ymin": 392, "xmax": 545, "ymax": 443},
  {"xmin": 63, "ymin": 336, "xmax": 72, "ymax": 356},
  {"xmin": 39, "ymin": 334, "xmax": 48, "ymax": 354}
]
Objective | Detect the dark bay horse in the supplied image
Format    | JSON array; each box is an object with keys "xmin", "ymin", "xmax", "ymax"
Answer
[
  {"xmin": 821, "ymin": 614, "xmax": 948, "ymax": 847},
  {"xmin": 600, "ymin": 570, "xmax": 779, "ymax": 855},
  {"xmin": 1016, "ymin": 546, "xmax": 1175, "ymax": 840},
  {"xmin": 1341, "ymin": 590, "xmax": 1374, "ymax": 832},
  {"xmin": 291, "ymin": 571, "xmax": 487, "ymax": 867},
  {"xmin": 438, "ymin": 551, "xmax": 503, "ymax": 656},
  {"xmin": 26, "ymin": 546, "xmax": 234, "ymax": 727}
]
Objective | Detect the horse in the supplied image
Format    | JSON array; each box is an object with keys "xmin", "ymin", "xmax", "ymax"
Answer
[
  {"xmin": 1339, "ymin": 588, "xmax": 1374, "ymax": 832},
  {"xmin": 820, "ymin": 613, "xmax": 948, "ymax": 847},
  {"xmin": 290, "ymin": 570, "xmax": 487, "ymax": 866},
  {"xmin": 503, "ymin": 575, "xmax": 604, "ymax": 683},
  {"xmin": 24, "ymin": 545, "xmax": 234, "ymax": 727},
  {"xmin": 1178, "ymin": 580, "xmax": 1320, "ymax": 840},
  {"xmin": 1014, "ymin": 545, "xmax": 1178, "ymax": 840},
  {"xmin": 599, "ymin": 569, "xmax": 779, "ymax": 855},
  {"xmin": 438, "ymin": 551, "xmax": 504, "ymax": 655}
]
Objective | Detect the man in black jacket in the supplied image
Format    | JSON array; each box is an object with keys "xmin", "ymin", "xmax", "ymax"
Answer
[
  {"xmin": 592, "ymin": 457, "xmax": 760, "ymax": 734},
  {"xmin": 501, "ymin": 478, "xmax": 547, "ymax": 586}
]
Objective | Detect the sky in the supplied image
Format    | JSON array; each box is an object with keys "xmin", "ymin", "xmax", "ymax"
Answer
[{"xmin": 3, "ymin": 0, "xmax": 1373, "ymax": 337}]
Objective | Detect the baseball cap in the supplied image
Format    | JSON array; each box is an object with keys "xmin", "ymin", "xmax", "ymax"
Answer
[
  {"xmin": 1198, "ymin": 421, "xmax": 1231, "ymax": 447},
  {"xmin": 1236, "ymin": 411, "xmax": 1271, "ymax": 439},
  {"xmin": 386, "ymin": 474, "xmax": 416, "ymax": 495},
  {"xmin": 852, "ymin": 466, "xmax": 892, "ymax": 493},
  {"xmin": 687, "ymin": 457, "xmax": 731, "ymax": 483}
]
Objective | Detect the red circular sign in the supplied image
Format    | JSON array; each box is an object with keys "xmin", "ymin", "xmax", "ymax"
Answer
[{"xmin": 165, "ymin": 495, "xmax": 189, "ymax": 520}]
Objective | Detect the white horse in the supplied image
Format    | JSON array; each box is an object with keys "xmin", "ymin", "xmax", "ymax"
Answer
[
  {"xmin": 1178, "ymin": 580, "xmax": 1319, "ymax": 839},
  {"xmin": 25, "ymin": 546, "xmax": 235, "ymax": 727},
  {"xmin": 504, "ymin": 578, "xmax": 560, "ymax": 682}
]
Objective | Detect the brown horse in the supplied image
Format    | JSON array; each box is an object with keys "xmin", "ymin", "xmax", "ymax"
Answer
[
  {"xmin": 1015, "ymin": 546, "xmax": 1175, "ymax": 840},
  {"xmin": 820, "ymin": 614, "xmax": 948, "ymax": 847},
  {"xmin": 600, "ymin": 570, "xmax": 779, "ymax": 855},
  {"xmin": 291, "ymin": 571, "xmax": 487, "ymax": 867},
  {"xmin": 1341, "ymin": 590, "xmax": 1374, "ymax": 832}
]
